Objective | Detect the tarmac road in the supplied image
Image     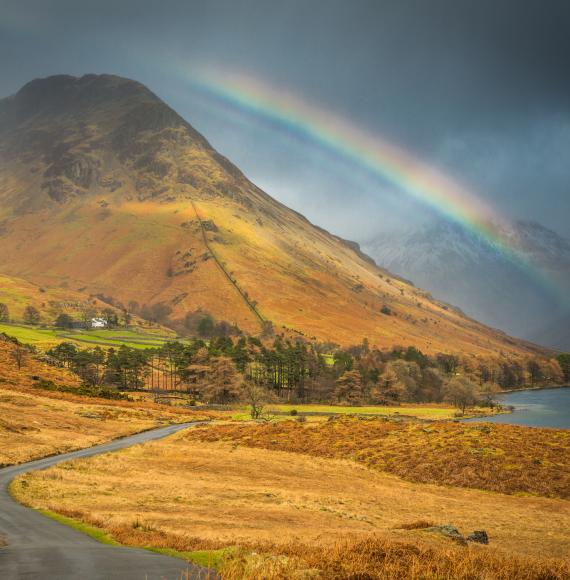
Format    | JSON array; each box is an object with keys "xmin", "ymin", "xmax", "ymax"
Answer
[{"xmin": 0, "ymin": 422, "xmax": 212, "ymax": 579}]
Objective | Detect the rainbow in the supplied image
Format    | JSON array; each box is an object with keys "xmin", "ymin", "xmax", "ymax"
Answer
[{"xmin": 172, "ymin": 65, "xmax": 565, "ymax": 303}]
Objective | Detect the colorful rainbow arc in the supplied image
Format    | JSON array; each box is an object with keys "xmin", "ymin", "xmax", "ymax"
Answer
[{"xmin": 173, "ymin": 66, "xmax": 565, "ymax": 303}]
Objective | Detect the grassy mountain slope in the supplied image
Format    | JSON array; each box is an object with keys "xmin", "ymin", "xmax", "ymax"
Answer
[
  {"xmin": 0, "ymin": 272, "xmax": 125, "ymax": 323},
  {"xmin": 0, "ymin": 74, "xmax": 548, "ymax": 356}
]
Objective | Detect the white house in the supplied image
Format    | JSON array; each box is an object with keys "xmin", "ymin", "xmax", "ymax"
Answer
[{"xmin": 90, "ymin": 317, "xmax": 108, "ymax": 329}]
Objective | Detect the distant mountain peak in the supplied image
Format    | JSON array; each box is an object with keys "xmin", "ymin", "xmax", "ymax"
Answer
[{"xmin": 363, "ymin": 217, "xmax": 570, "ymax": 346}]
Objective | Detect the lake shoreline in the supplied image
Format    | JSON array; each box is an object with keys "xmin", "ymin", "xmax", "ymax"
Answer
[
  {"xmin": 499, "ymin": 384, "xmax": 570, "ymax": 394},
  {"xmin": 466, "ymin": 386, "xmax": 570, "ymax": 429}
]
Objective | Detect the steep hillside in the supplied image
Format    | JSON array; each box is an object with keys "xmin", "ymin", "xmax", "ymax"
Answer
[
  {"xmin": 364, "ymin": 220, "xmax": 570, "ymax": 345},
  {"xmin": 0, "ymin": 74, "xmax": 548, "ymax": 356},
  {"xmin": 0, "ymin": 272, "xmax": 143, "ymax": 326}
]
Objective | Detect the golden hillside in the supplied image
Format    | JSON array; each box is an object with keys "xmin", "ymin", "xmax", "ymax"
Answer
[
  {"xmin": 0, "ymin": 272, "xmax": 136, "ymax": 324},
  {"xmin": 0, "ymin": 74, "xmax": 546, "ymax": 356},
  {"xmin": 0, "ymin": 336, "xmax": 210, "ymax": 465}
]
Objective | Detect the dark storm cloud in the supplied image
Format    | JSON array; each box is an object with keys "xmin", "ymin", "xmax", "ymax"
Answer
[{"xmin": 0, "ymin": 0, "xmax": 569, "ymax": 236}]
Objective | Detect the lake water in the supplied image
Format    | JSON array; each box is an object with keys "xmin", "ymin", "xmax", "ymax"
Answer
[{"xmin": 467, "ymin": 387, "xmax": 570, "ymax": 429}]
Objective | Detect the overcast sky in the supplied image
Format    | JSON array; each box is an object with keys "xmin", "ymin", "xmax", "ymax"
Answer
[{"xmin": 1, "ymin": 0, "xmax": 569, "ymax": 240}]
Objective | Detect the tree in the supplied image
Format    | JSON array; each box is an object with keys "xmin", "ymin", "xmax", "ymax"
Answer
[
  {"xmin": 527, "ymin": 359, "xmax": 543, "ymax": 386},
  {"xmin": 403, "ymin": 346, "xmax": 430, "ymax": 369},
  {"xmin": 197, "ymin": 314, "xmax": 215, "ymax": 338},
  {"xmin": 201, "ymin": 356, "xmax": 243, "ymax": 403},
  {"xmin": 373, "ymin": 360, "xmax": 422, "ymax": 403},
  {"xmin": 444, "ymin": 377, "xmax": 479, "ymax": 414},
  {"xmin": 11, "ymin": 343, "xmax": 27, "ymax": 370},
  {"xmin": 54, "ymin": 312, "xmax": 74, "ymax": 329},
  {"xmin": 23, "ymin": 305, "xmax": 41, "ymax": 325},
  {"xmin": 478, "ymin": 381, "xmax": 500, "ymax": 407},
  {"xmin": 497, "ymin": 361, "xmax": 524, "ymax": 389},
  {"xmin": 260, "ymin": 320, "xmax": 274, "ymax": 339},
  {"xmin": 539, "ymin": 358, "xmax": 564, "ymax": 385},
  {"xmin": 242, "ymin": 381, "xmax": 274, "ymax": 419},
  {"xmin": 102, "ymin": 308, "xmax": 119, "ymax": 327},
  {"xmin": 420, "ymin": 367, "xmax": 445, "ymax": 402},
  {"xmin": 81, "ymin": 307, "xmax": 97, "ymax": 328},
  {"xmin": 140, "ymin": 302, "xmax": 172, "ymax": 324},
  {"xmin": 437, "ymin": 353, "xmax": 459, "ymax": 375},
  {"xmin": 334, "ymin": 370, "xmax": 363, "ymax": 404},
  {"xmin": 71, "ymin": 350, "xmax": 100, "ymax": 386},
  {"xmin": 0, "ymin": 303, "xmax": 9, "ymax": 322},
  {"xmin": 48, "ymin": 342, "xmax": 78, "ymax": 367},
  {"xmin": 556, "ymin": 354, "xmax": 570, "ymax": 383},
  {"xmin": 391, "ymin": 359, "xmax": 422, "ymax": 401}
]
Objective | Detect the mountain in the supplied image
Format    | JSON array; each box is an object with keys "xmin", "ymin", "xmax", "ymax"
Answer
[
  {"xmin": 363, "ymin": 220, "xmax": 570, "ymax": 349},
  {"xmin": 528, "ymin": 315, "xmax": 570, "ymax": 352},
  {"xmin": 0, "ymin": 74, "xmax": 549, "ymax": 356}
]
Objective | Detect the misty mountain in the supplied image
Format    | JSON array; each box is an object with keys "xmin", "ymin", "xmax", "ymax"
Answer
[
  {"xmin": 528, "ymin": 314, "xmax": 570, "ymax": 352},
  {"xmin": 363, "ymin": 220, "xmax": 570, "ymax": 349}
]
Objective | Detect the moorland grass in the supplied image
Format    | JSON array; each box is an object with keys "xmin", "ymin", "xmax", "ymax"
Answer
[
  {"xmin": 185, "ymin": 417, "xmax": 570, "ymax": 498},
  {"xmin": 218, "ymin": 536, "xmax": 570, "ymax": 579},
  {"xmin": 12, "ymin": 436, "xmax": 570, "ymax": 559},
  {"xmin": 12, "ymin": 437, "xmax": 570, "ymax": 578}
]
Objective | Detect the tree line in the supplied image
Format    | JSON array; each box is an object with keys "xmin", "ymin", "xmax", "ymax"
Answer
[{"xmin": 44, "ymin": 335, "xmax": 569, "ymax": 413}]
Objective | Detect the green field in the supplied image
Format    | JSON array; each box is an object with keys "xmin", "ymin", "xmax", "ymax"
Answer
[
  {"xmin": 231, "ymin": 403, "xmax": 458, "ymax": 421},
  {"xmin": 0, "ymin": 323, "xmax": 177, "ymax": 350},
  {"xmin": 270, "ymin": 403, "xmax": 457, "ymax": 419}
]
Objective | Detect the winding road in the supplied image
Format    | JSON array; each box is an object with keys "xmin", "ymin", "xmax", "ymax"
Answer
[{"xmin": 0, "ymin": 422, "xmax": 212, "ymax": 579}]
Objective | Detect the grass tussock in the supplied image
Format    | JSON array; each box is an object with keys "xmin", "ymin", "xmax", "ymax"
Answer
[
  {"xmin": 395, "ymin": 520, "xmax": 437, "ymax": 530},
  {"xmin": 185, "ymin": 417, "xmax": 570, "ymax": 498},
  {"xmin": 219, "ymin": 535, "xmax": 570, "ymax": 580}
]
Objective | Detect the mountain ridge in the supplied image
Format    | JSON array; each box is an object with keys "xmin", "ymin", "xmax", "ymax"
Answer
[
  {"xmin": 363, "ymin": 219, "xmax": 570, "ymax": 349},
  {"xmin": 0, "ymin": 74, "xmax": 552, "ymax": 356}
]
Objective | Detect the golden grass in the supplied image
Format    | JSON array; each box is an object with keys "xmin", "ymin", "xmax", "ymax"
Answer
[
  {"xmin": 0, "ymin": 340, "xmax": 214, "ymax": 465},
  {"xmin": 219, "ymin": 535, "xmax": 570, "ymax": 579},
  {"xmin": 184, "ymin": 418, "xmax": 570, "ymax": 499},
  {"xmin": 11, "ymin": 435, "xmax": 570, "ymax": 562},
  {"xmin": 0, "ymin": 387, "xmax": 190, "ymax": 465}
]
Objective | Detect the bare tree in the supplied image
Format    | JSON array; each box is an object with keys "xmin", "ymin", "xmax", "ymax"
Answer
[
  {"xmin": 0, "ymin": 303, "xmax": 9, "ymax": 322},
  {"xmin": 23, "ymin": 305, "xmax": 40, "ymax": 325},
  {"xmin": 242, "ymin": 381, "xmax": 275, "ymax": 420},
  {"xmin": 444, "ymin": 376, "xmax": 479, "ymax": 415},
  {"xmin": 11, "ymin": 344, "xmax": 27, "ymax": 370}
]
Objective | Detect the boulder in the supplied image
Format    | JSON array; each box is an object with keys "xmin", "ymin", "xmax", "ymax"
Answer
[
  {"xmin": 424, "ymin": 524, "xmax": 467, "ymax": 545},
  {"xmin": 467, "ymin": 530, "xmax": 489, "ymax": 544}
]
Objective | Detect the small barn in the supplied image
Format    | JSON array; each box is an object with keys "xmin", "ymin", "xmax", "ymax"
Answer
[{"xmin": 90, "ymin": 317, "xmax": 108, "ymax": 329}]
